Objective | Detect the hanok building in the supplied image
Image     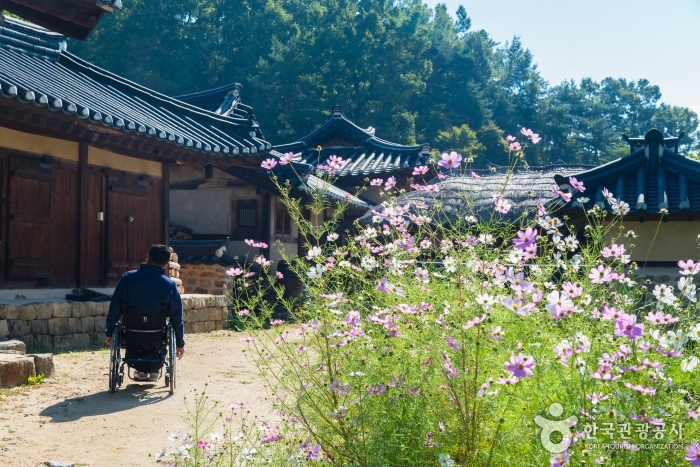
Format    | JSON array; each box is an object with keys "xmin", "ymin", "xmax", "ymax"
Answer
[
  {"xmin": 273, "ymin": 105, "xmax": 432, "ymax": 206},
  {"xmin": 0, "ymin": 0, "xmax": 121, "ymax": 40},
  {"xmin": 0, "ymin": 17, "xmax": 272, "ymax": 295},
  {"xmin": 164, "ymin": 89, "xmax": 371, "ymax": 294},
  {"xmin": 555, "ymin": 128, "xmax": 700, "ymax": 265},
  {"xmin": 359, "ymin": 163, "xmax": 594, "ymax": 225}
]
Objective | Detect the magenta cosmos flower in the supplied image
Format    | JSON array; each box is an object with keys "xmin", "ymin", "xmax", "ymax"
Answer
[
  {"xmin": 505, "ymin": 353, "xmax": 536, "ymax": 378},
  {"xmin": 685, "ymin": 442, "xmax": 700, "ymax": 466},
  {"xmin": 438, "ymin": 151, "xmax": 462, "ymax": 169},
  {"xmin": 512, "ymin": 227, "xmax": 538, "ymax": 250},
  {"xmin": 614, "ymin": 313, "xmax": 644, "ymax": 340}
]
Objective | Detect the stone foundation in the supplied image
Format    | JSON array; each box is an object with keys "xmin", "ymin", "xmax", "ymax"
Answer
[
  {"xmin": 180, "ymin": 263, "xmax": 232, "ymax": 295},
  {"xmin": 0, "ymin": 338, "xmax": 54, "ymax": 387},
  {"xmin": 0, "ymin": 294, "xmax": 230, "ymax": 352},
  {"xmin": 182, "ymin": 294, "xmax": 230, "ymax": 334}
]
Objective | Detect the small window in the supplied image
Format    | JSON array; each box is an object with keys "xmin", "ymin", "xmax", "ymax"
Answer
[
  {"xmin": 236, "ymin": 200, "xmax": 257, "ymax": 227},
  {"xmin": 275, "ymin": 206, "xmax": 291, "ymax": 236}
]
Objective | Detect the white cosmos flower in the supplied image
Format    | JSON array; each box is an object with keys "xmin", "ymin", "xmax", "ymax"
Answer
[
  {"xmin": 210, "ymin": 432, "xmax": 223, "ymax": 442},
  {"xmin": 361, "ymin": 256, "xmax": 378, "ymax": 271},
  {"xmin": 168, "ymin": 430, "xmax": 180, "ymax": 441},
  {"xmin": 679, "ymin": 277, "xmax": 697, "ymax": 302},
  {"xmin": 681, "ymin": 356, "xmax": 700, "ymax": 372},
  {"xmin": 327, "ymin": 233, "xmax": 339, "ymax": 241},
  {"xmin": 307, "ymin": 264, "xmax": 324, "ymax": 279},
  {"xmin": 475, "ymin": 293, "xmax": 495, "ymax": 306},
  {"xmin": 659, "ymin": 330, "xmax": 688, "ymax": 351},
  {"xmin": 465, "ymin": 215, "xmax": 477, "ymax": 223},
  {"xmin": 414, "ymin": 267, "xmax": 430, "ymax": 283},
  {"xmin": 689, "ymin": 323, "xmax": 700, "ymax": 342},
  {"xmin": 155, "ymin": 447, "xmax": 166, "ymax": 461},
  {"xmin": 443, "ymin": 256, "xmax": 456, "ymax": 273},
  {"xmin": 653, "ymin": 284, "xmax": 676, "ymax": 305},
  {"xmin": 306, "ymin": 246, "xmax": 322, "ymax": 260},
  {"xmin": 339, "ymin": 260, "xmax": 351, "ymax": 268}
]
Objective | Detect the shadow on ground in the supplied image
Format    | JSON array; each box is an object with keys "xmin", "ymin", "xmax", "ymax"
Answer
[{"xmin": 39, "ymin": 383, "xmax": 173, "ymax": 422}]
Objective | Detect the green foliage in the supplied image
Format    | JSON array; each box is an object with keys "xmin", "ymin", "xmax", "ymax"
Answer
[
  {"xmin": 26, "ymin": 374, "xmax": 44, "ymax": 385},
  {"xmin": 435, "ymin": 124, "xmax": 484, "ymax": 161},
  {"xmin": 219, "ymin": 150, "xmax": 700, "ymax": 466},
  {"xmin": 71, "ymin": 2, "xmax": 699, "ymax": 164}
]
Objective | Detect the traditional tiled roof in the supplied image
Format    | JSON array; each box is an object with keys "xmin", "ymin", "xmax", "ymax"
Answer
[
  {"xmin": 0, "ymin": 17, "xmax": 271, "ymax": 159},
  {"xmin": 359, "ymin": 164, "xmax": 592, "ymax": 224},
  {"xmin": 273, "ymin": 105, "xmax": 431, "ymax": 177},
  {"xmin": 1, "ymin": 0, "xmax": 122, "ymax": 41},
  {"xmin": 555, "ymin": 129, "xmax": 698, "ymax": 214}
]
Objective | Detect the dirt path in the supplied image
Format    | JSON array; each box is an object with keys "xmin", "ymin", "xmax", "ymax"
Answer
[{"xmin": 0, "ymin": 330, "xmax": 272, "ymax": 467}]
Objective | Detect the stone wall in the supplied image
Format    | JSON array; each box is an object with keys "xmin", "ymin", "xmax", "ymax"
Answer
[
  {"xmin": 0, "ymin": 294, "xmax": 230, "ymax": 352},
  {"xmin": 182, "ymin": 294, "xmax": 230, "ymax": 334},
  {"xmin": 180, "ymin": 263, "xmax": 232, "ymax": 295}
]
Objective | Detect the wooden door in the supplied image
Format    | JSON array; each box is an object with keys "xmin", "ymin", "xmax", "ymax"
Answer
[
  {"xmin": 7, "ymin": 157, "xmax": 53, "ymax": 280},
  {"xmin": 105, "ymin": 172, "xmax": 163, "ymax": 281}
]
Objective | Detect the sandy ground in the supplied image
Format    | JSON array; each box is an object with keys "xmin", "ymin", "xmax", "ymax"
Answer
[{"xmin": 0, "ymin": 330, "xmax": 271, "ymax": 467}]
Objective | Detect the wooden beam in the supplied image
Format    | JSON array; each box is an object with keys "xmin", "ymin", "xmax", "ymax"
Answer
[
  {"xmin": 77, "ymin": 140, "xmax": 88, "ymax": 288},
  {"xmin": 163, "ymin": 162, "xmax": 170, "ymax": 246}
]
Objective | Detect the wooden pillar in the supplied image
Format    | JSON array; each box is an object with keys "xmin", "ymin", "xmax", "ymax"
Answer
[
  {"xmin": 261, "ymin": 192, "xmax": 271, "ymax": 259},
  {"xmin": 163, "ymin": 162, "xmax": 170, "ymax": 246},
  {"xmin": 77, "ymin": 141, "xmax": 88, "ymax": 288}
]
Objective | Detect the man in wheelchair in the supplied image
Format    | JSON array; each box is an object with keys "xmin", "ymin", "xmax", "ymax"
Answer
[{"xmin": 104, "ymin": 245, "xmax": 185, "ymax": 383}]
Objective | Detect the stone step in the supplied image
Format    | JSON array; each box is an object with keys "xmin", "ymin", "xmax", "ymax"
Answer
[
  {"xmin": 0, "ymin": 353, "xmax": 36, "ymax": 387},
  {"xmin": 0, "ymin": 339, "xmax": 26, "ymax": 354}
]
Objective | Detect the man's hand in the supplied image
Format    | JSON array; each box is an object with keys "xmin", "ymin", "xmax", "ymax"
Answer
[
  {"xmin": 104, "ymin": 336, "xmax": 112, "ymax": 346},
  {"xmin": 176, "ymin": 347, "xmax": 185, "ymax": 360}
]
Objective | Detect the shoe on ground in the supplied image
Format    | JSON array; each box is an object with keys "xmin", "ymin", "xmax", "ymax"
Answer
[
  {"xmin": 133, "ymin": 371, "xmax": 149, "ymax": 381},
  {"xmin": 147, "ymin": 370, "xmax": 160, "ymax": 382}
]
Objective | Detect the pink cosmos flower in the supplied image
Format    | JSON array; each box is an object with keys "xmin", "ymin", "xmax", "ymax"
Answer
[
  {"xmin": 345, "ymin": 311, "xmax": 360, "ymax": 327},
  {"xmin": 471, "ymin": 171, "xmax": 481, "ymax": 178},
  {"xmin": 645, "ymin": 311, "xmax": 678, "ymax": 325},
  {"xmin": 412, "ymin": 166, "xmax": 429, "ymax": 176},
  {"xmin": 550, "ymin": 450, "xmax": 569, "ymax": 467},
  {"xmin": 443, "ymin": 361, "xmax": 459, "ymax": 379},
  {"xmin": 679, "ymin": 259, "xmax": 700, "ymax": 276},
  {"xmin": 569, "ymin": 177, "xmax": 586, "ymax": 192},
  {"xmin": 561, "ymin": 281, "xmax": 583, "ymax": 298},
  {"xmin": 384, "ymin": 176, "xmax": 397, "ymax": 191},
  {"xmin": 551, "ymin": 185, "xmax": 572, "ymax": 203},
  {"xmin": 270, "ymin": 319, "xmax": 284, "ymax": 326},
  {"xmin": 495, "ymin": 198, "xmax": 512, "ymax": 214},
  {"xmin": 226, "ymin": 267, "xmax": 244, "ymax": 277},
  {"xmin": 505, "ymin": 353, "xmax": 536, "ymax": 378},
  {"xmin": 366, "ymin": 385, "xmax": 386, "ymax": 395},
  {"xmin": 370, "ymin": 178, "xmax": 383, "ymax": 186},
  {"xmin": 497, "ymin": 375, "xmax": 519, "ymax": 385},
  {"xmin": 588, "ymin": 265, "xmax": 613, "ymax": 284},
  {"xmin": 615, "ymin": 313, "xmax": 644, "ymax": 340},
  {"xmin": 463, "ymin": 315, "xmax": 487, "ymax": 330},
  {"xmin": 438, "ymin": 151, "xmax": 462, "ymax": 169},
  {"xmin": 686, "ymin": 443, "xmax": 700, "ymax": 467},
  {"xmin": 279, "ymin": 152, "xmax": 295, "ymax": 165},
  {"xmin": 520, "ymin": 128, "xmax": 541, "ymax": 144},
  {"xmin": 261, "ymin": 432, "xmax": 283, "ymax": 444},
  {"xmin": 276, "ymin": 271, "xmax": 284, "ymax": 279},
  {"xmin": 687, "ymin": 411, "xmax": 698, "ymax": 420},
  {"xmin": 238, "ymin": 309, "xmax": 250, "ymax": 316},
  {"xmin": 513, "ymin": 227, "xmax": 538, "ymax": 250},
  {"xmin": 589, "ymin": 370, "xmax": 621, "ymax": 381},
  {"xmin": 446, "ymin": 337, "xmax": 460, "ymax": 351},
  {"xmin": 506, "ymin": 135, "xmax": 517, "ymax": 142},
  {"xmin": 197, "ymin": 440, "xmax": 211, "ymax": 450},
  {"xmin": 623, "ymin": 382, "xmax": 656, "ymax": 396},
  {"xmin": 509, "ymin": 141, "xmax": 522, "ymax": 151},
  {"xmin": 261, "ymin": 158, "xmax": 277, "ymax": 170}
]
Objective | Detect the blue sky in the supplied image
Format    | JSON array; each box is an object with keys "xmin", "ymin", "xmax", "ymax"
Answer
[{"xmin": 425, "ymin": 0, "xmax": 700, "ymax": 116}]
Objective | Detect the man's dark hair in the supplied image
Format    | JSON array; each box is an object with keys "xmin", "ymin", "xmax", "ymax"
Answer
[{"xmin": 148, "ymin": 244, "xmax": 171, "ymax": 266}]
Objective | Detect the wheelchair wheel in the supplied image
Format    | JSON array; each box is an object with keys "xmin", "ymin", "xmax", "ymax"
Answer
[
  {"xmin": 109, "ymin": 326, "xmax": 122, "ymax": 393},
  {"xmin": 167, "ymin": 327, "xmax": 176, "ymax": 394}
]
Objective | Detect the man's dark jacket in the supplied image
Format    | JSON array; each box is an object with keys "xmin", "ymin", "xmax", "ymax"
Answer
[{"xmin": 105, "ymin": 263, "xmax": 185, "ymax": 348}]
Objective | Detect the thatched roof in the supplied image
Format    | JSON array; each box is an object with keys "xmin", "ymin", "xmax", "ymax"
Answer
[{"xmin": 359, "ymin": 164, "xmax": 593, "ymax": 225}]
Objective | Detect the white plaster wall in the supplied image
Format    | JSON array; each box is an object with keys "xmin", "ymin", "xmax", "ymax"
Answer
[
  {"xmin": 170, "ymin": 185, "xmax": 259, "ymax": 234},
  {"xmin": 606, "ymin": 220, "xmax": 700, "ymax": 262}
]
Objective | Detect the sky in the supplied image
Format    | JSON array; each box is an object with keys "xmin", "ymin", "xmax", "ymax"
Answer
[{"xmin": 425, "ymin": 0, "xmax": 700, "ymax": 116}]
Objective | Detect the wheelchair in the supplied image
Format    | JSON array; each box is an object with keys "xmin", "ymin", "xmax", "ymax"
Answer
[{"xmin": 108, "ymin": 309, "xmax": 176, "ymax": 394}]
